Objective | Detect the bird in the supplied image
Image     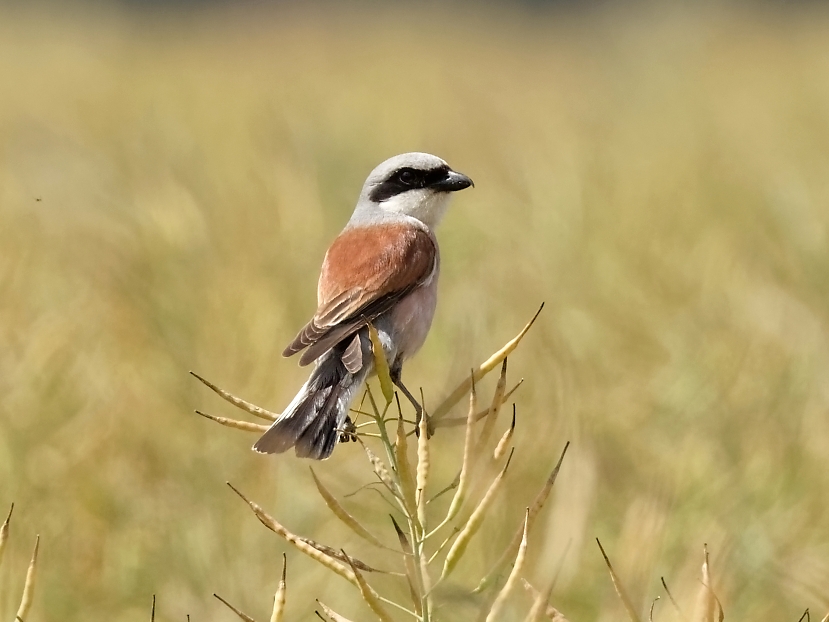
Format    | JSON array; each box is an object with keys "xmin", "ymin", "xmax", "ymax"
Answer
[{"xmin": 253, "ymin": 152, "xmax": 473, "ymax": 460}]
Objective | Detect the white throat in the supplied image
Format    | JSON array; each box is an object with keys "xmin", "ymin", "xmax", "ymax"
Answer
[{"xmin": 380, "ymin": 189, "xmax": 453, "ymax": 229}]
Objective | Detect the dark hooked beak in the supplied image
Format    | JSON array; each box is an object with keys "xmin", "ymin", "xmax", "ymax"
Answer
[{"xmin": 430, "ymin": 169, "xmax": 474, "ymax": 192}]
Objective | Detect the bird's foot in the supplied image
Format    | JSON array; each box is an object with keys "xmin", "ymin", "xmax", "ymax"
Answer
[{"xmin": 338, "ymin": 416, "xmax": 357, "ymax": 443}]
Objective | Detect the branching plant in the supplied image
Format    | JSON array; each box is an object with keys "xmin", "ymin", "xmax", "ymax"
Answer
[
  {"xmin": 191, "ymin": 304, "xmax": 788, "ymax": 622},
  {"xmin": 193, "ymin": 304, "xmax": 578, "ymax": 621}
]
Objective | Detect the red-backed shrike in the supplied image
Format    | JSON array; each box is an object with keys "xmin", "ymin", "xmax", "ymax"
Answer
[{"xmin": 253, "ymin": 152, "xmax": 473, "ymax": 460}]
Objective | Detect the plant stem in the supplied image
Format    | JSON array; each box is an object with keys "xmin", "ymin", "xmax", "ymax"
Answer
[{"xmin": 367, "ymin": 385, "xmax": 433, "ymax": 621}]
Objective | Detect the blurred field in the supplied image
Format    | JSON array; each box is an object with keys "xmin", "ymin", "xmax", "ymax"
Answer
[{"xmin": 1, "ymin": 1, "xmax": 829, "ymax": 620}]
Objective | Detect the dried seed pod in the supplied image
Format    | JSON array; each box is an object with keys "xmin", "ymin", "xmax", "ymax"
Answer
[
  {"xmin": 432, "ymin": 304, "xmax": 543, "ymax": 421},
  {"xmin": 597, "ymin": 538, "xmax": 642, "ymax": 622},
  {"xmin": 493, "ymin": 408, "xmax": 516, "ymax": 461},
  {"xmin": 228, "ymin": 483, "xmax": 357, "ymax": 587},
  {"xmin": 368, "ymin": 323, "xmax": 394, "ymax": 404},
  {"xmin": 485, "ymin": 510, "xmax": 529, "ymax": 622},
  {"xmin": 521, "ymin": 579, "xmax": 569, "ymax": 622},
  {"xmin": 0, "ymin": 503, "xmax": 12, "ymax": 569},
  {"xmin": 433, "ymin": 379, "xmax": 524, "ymax": 430},
  {"xmin": 190, "ymin": 371, "xmax": 278, "ymax": 421},
  {"xmin": 270, "ymin": 554, "xmax": 287, "ymax": 622},
  {"xmin": 213, "ymin": 593, "xmax": 257, "ymax": 622},
  {"xmin": 391, "ymin": 516, "xmax": 421, "ymax": 615},
  {"xmin": 316, "ymin": 601, "xmax": 357, "ymax": 622},
  {"xmin": 16, "ymin": 535, "xmax": 40, "ymax": 622},
  {"xmin": 359, "ymin": 440, "xmax": 400, "ymax": 498},
  {"xmin": 311, "ymin": 468, "xmax": 388, "ymax": 550},
  {"xmin": 441, "ymin": 449, "xmax": 513, "ymax": 581},
  {"xmin": 440, "ymin": 374, "xmax": 478, "ymax": 528},
  {"xmin": 342, "ymin": 551, "xmax": 395, "ymax": 622},
  {"xmin": 297, "ymin": 538, "xmax": 390, "ymax": 574},
  {"xmin": 693, "ymin": 544, "xmax": 724, "ymax": 622},
  {"xmin": 475, "ymin": 442, "xmax": 569, "ymax": 593},
  {"xmin": 477, "ymin": 358, "xmax": 508, "ymax": 453},
  {"xmin": 416, "ymin": 408, "xmax": 431, "ymax": 529},
  {"xmin": 394, "ymin": 407, "xmax": 417, "ymax": 515},
  {"xmin": 195, "ymin": 410, "xmax": 269, "ymax": 433}
]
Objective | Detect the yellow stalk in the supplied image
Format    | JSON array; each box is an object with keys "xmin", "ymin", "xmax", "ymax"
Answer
[
  {"xmin": 431, "ymin": 304, "xmax": 543, "ymax": 421},
  {"xmin": 190, "ymin": 371, "xmax": 278, "ymax": 421},
  {"xmin": 419, "ymin": 552, "xmax": 433, "ymax": 619},
  {"xmin": 485, "ymin": 510, "xmax": 530, "ymax": 622},
  {"xmin": 195, "ymin": 410, "xmax": 269, "ymax": 433}
]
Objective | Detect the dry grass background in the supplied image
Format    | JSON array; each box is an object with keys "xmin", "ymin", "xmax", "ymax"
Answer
[{"xmin": 1, "ymin": 1, "xmax": 828, "ymax": 620}]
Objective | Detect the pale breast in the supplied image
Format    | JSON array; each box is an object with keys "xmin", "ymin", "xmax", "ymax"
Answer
[{"xmin": 387, "ymin": 273, "xmax": 439, "ymax": 361}]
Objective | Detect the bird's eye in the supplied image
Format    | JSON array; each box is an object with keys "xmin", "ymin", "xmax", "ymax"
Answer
[{"xmin": 398, "ymin": 170, "xmax": 416, "ymax": 185}]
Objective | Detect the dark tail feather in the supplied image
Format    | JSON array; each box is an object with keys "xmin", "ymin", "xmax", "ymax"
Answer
[
  {"xmin": 253, "ymin": 356, "xmax": 361, "ymax": 460},
  {"xmin": 294, "ymin": 383, "xmax": 345, "ymax": 460}
]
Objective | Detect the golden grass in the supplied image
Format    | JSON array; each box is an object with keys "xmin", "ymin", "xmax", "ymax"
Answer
[{"xmin": 1, "ymin": 2, "xmax": 829, "ymax": 620}]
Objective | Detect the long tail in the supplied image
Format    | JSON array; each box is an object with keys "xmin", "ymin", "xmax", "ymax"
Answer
[{"xmin": 252, "ymin": 353, "xmax": 367, "ymax": 460}]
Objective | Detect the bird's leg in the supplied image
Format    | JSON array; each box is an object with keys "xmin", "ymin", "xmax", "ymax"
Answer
[{"xmin": 390, "ymin": 363, "xmax": 433, "ymax": 437}]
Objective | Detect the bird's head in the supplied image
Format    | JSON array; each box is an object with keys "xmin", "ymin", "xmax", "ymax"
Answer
[{"xmin": 354, "ymin": 152, "xmax": 473, "ymax": 229}]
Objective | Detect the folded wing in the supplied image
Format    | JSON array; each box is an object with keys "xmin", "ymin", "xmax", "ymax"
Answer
[{"xmin": 284, "ymin": 223, "xmax": 437, "ymax": 366}]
